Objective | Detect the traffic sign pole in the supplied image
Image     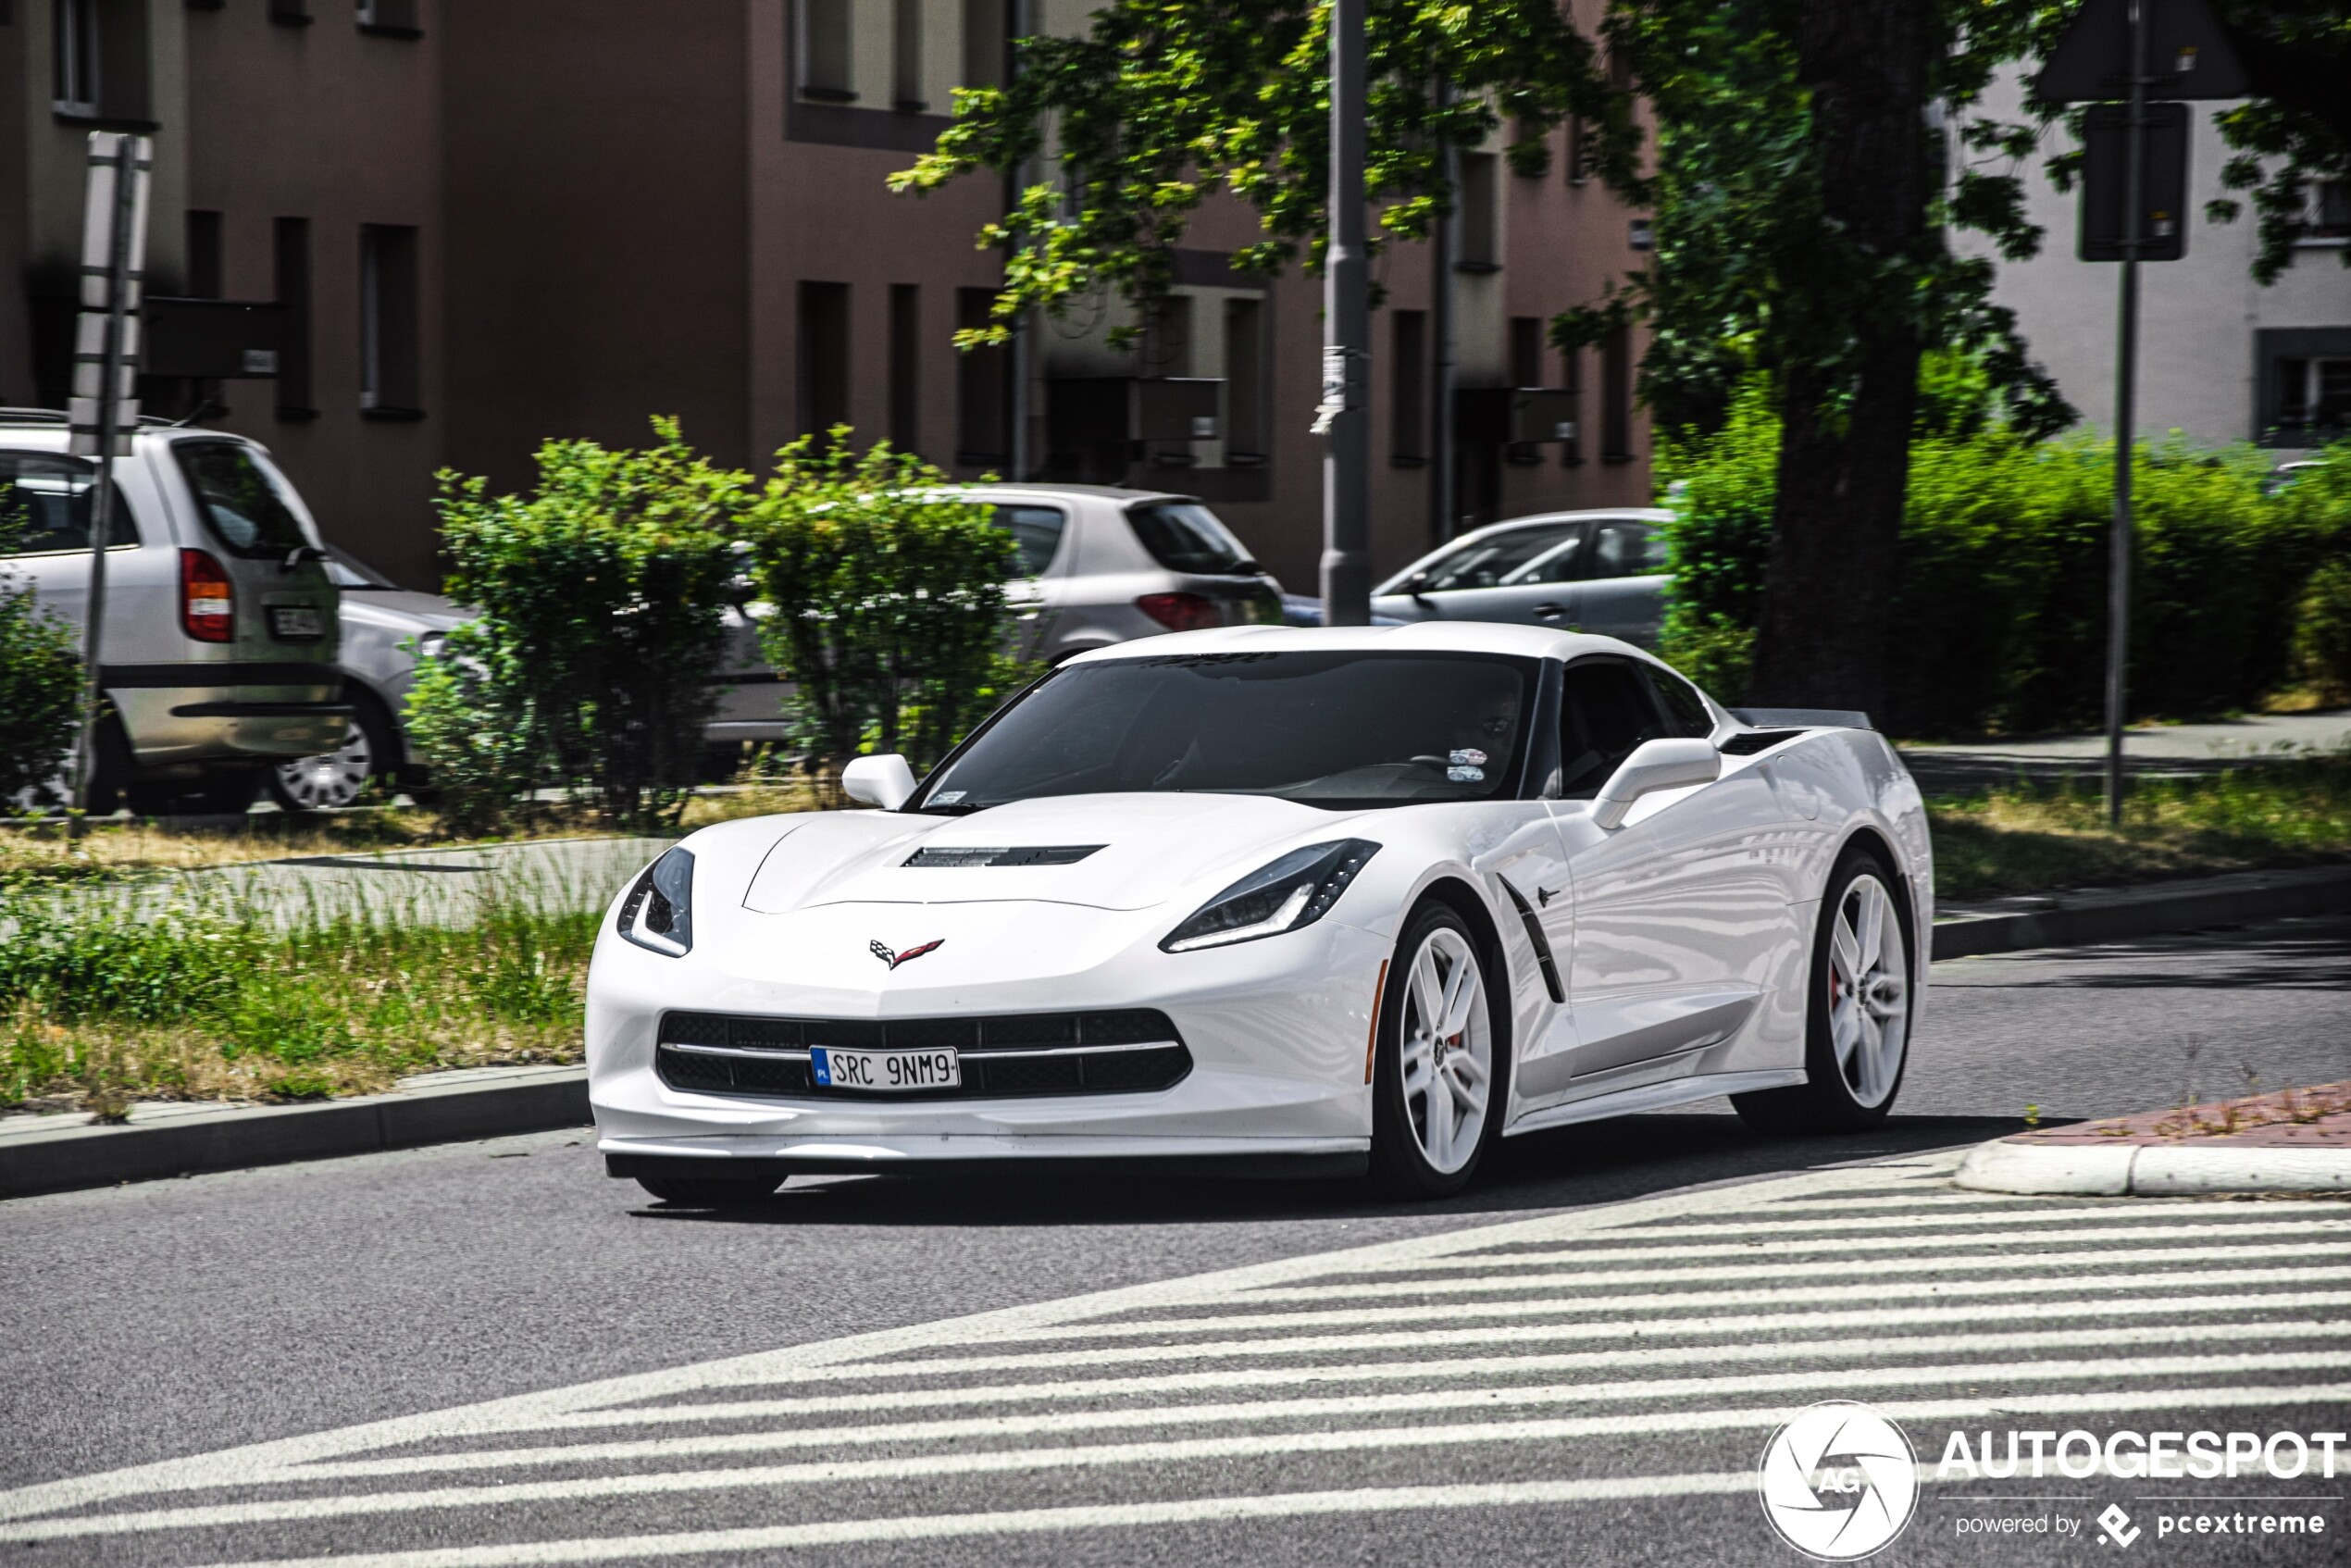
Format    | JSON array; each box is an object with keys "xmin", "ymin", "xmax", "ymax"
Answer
[
  {"xmin": 2102, "ymin": 0, "xmax": 2148, "ymax": 829},
  {"xmin": 1317, "ymin": 0, "xmax": 1371, "ymax": 626}
]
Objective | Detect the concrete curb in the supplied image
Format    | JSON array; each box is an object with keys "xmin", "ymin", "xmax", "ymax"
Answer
[
  {"xmin": 0, "ymin": 1065, "xmax": 588, "ymax": 1201},
  {"xmin": 1954, "ymin": 1137, "xmax": 2351, "ymax": 1196},
  {"xmin": 1931, "ymin": 863, "xmax": 2351, "ymax": 960}
]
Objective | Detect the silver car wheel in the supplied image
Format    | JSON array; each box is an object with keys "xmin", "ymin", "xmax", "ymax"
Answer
[
  {"xmin": 1399, "ymin": 925, "xmax": 1492, "ymax": 1176},
  {"xmin": 272, "ymin": 722, "xmax": 375, "ymax": 812},
  {"xmin": 1827, "ymin": 872, "xmax": 1909, "ymax": 1109}
]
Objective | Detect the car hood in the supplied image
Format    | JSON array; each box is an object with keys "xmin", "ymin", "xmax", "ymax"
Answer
[
  {"xmin": 336, "ymin": 591, "xmax": 473, "ymax": 632},
  {"xmin": 740, "ymin": 792, "xmax": 1355, "ymax": 915}
]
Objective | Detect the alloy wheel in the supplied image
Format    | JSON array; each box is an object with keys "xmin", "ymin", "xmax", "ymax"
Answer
[
  {"xmin": 1399, "ymin": 925, "xmax": 1492, "ymax": 1175},
  {"xmin": 272, "ymin": 722, "xmax": 375, "ymax": 812},
  {"xmin": 1826, "ymin": 872, "xmax": 1909, "ymax": 1108}
]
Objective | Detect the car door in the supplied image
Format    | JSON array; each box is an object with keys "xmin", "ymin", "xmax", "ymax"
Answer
[
  {"xmin": 1368, "ymin": 519, "xmax": 1589, "ymax": 626},
  {"xmin": 1531, "ymin": 656, "xmax": 1785, "ymax": 1101},
  {"xmin": 1570, "ymin": 518, "xmax": 1672, "ymax": 645},
  {"xmin": 995, "ymin": 504, "xmax": 1071, "ymax": 659}
]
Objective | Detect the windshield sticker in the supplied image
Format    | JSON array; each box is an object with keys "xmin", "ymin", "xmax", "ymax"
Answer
[
  {"xmin": 1449, "ymin": 749, "xmax": 1488, "ymax": 766},
  {"xmin": 1447, "ymin": 765, "xmax": 1485, "ymax": 783},
  {"xmin": 932, "ymin": 790, "xmax": 966, "ymax": 805}
]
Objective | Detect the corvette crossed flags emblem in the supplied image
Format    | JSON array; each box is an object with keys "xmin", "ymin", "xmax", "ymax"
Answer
[{"xmin": 870, "ymin": 939, "xmax": 944, "ymax": 970}]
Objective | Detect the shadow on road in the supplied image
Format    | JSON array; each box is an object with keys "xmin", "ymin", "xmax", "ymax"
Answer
[{"xmin": 629, "ymin": 1113, "xmax": 2028, "ymax": 1230}]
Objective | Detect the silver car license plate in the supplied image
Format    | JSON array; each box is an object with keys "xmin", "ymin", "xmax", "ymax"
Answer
[
  {"xmin": 268, "ymin": 605, "xmax": 326, "ymax": 641},
  {"xmin": 810, "ymin": 1047, "xmax": 960, "ymax": 1091}
]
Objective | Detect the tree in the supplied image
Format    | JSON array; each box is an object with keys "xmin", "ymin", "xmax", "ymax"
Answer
[{"xmin": 2208, "ymin": 1, "xmax": 2351, "ymax": 283}]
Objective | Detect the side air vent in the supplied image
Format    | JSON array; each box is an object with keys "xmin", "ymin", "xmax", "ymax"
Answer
[
  {"xmin": 903, "ymin": 845, "xmax": 1105, "ymax": 867},
  {"xmin": 1718, "ymin": 728, "xmax": 1805, "ymax": 757}
]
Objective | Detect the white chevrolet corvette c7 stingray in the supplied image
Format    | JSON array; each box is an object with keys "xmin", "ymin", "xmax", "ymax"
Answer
[{"xmin": 586, "ymin": 623, "xmax": 1932, "ymax": 1203}]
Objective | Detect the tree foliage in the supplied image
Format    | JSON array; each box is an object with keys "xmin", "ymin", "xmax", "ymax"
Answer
[{"xmin": 740, "ymin": 436, "xmax": 1023, "ymax": 772}]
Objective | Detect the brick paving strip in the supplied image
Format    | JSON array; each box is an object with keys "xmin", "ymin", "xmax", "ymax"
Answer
[{"xmin": 1957, "ymin": 1081, "xmax": 2351, "ymax": 1197}]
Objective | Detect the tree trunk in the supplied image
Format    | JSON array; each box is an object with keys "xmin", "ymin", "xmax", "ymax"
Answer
[{"xmin": 1745, "ymin": 0, "xmax": 1934, "ymax": 721}]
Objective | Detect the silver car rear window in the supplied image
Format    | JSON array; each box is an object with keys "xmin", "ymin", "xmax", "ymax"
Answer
[
  {"xmin": 174, "ymin": 441, "xmax": 313, "ymax": 560},
  {"xmin": 1126, "ymin": 501, "xmax": 1250, "ymax": 575}
]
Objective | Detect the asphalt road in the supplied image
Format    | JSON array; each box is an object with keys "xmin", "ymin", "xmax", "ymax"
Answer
[{"xmin": 3, "ymin": 915, "xmax": 2347, "ymax": 1568}]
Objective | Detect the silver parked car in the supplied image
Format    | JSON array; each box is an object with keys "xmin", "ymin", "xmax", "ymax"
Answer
[
  {"xmin": 265, "ymin": 546, "xmax": 467, "ymax": 811},
  {"xmin": 706, "ymin": 483, "xmax": 1287, "ymax": 747},
  {"xmin": 1370, "ymin": 508, "xmax": 1673, "ymax": 645},
  {"xmin": 0, "ymin": 412, "xmax": 345, "ymax": 814}
]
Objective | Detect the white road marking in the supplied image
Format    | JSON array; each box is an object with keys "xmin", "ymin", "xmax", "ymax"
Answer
[{"xmin": 6, "ymin": 1151, "xmax": 2345, "ymax": 1566}]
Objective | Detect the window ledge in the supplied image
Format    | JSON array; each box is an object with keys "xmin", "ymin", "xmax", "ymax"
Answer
[
  {"xmin": 360, "ymin": 405, "xmax": 427, "ymax": 423},
  {"xmin": 52, "ymin": 106, "xmax": 160, "ymax": 131},
  {"xmin": 892, "ymin": 98, "xmax": 929, "ymax": 113},
  {"xmin": 800, "ymin": 86, "xmax": 860, "ymax": 104},
  {"xmin": 1600, "ymin": 452, "xmax": 1636, "ymax": 465},
  {"xmin": 2291, "ymin": 236, "xmax": 2348, "ymax": 249},
  {"xmin": 275, "ymin": 404, "xmax": 319, "ymax": 424},
  {"xmin": 1453, "ymin": 260, "xmax": 1502, "ymax": 276},
  {"xmin": 1389, "ymin": 454, "xmax": 1428, "ymax": 469},
  {"xmin": 358, "ymin": 22, "xmax": 425, "ymax": 39}
]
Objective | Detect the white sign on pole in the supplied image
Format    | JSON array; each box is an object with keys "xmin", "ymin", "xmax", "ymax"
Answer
[{"xmin": 68, "ymin": 131, "xmax": 153, "ymax": 458}]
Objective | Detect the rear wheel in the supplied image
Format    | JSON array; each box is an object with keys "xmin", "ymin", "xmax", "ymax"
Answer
[
  {"xmin": 634, "ymin": 1174, "xmax": 784, "ymax": 1206},
  {"xmin": 267, "ymin": 699, "xmax": 394, "ymax": 813},
  {"xmin": 1733, "ymin": 847, "xmax": 1914, "ymax": 1134},
  {"xmin": 1370, "ymin": 902, "xmax": 1506, "ymax": 1198}
]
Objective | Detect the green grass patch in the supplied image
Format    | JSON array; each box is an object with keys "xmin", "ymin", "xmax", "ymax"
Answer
[
  {"xmin": 0, "ymin": 885, "xmax": 594, "ymax": 1116},
  {"xmin": 1929, "ymin": 749, "xmax": 2351, "ymax": 901}
]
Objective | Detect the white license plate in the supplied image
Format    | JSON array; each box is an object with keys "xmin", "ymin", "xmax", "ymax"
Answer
[
  {"xmin": 269, "ymin": 605, "xmax": 325, "ymax": 641},
  {"xmin": 810, "ymin": 1046, "xmax": 960, "ymax": 1091}
]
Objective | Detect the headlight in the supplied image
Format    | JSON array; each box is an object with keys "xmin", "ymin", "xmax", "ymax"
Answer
[
  {"xmin": 617, "ymin": 847, "xmax": 695, "ymax": 957},
  {"xmin": 1161, "ymin": 840, "xmax": 1379, "ymax": 952}
]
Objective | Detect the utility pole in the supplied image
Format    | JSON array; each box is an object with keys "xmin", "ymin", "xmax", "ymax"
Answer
[
  {"xmin": 2100, "ymin": 0, "xmax": 2147, "ymax": 830},
  {"xmin": 1316, "ymin": 0, "xmax": 1371, "ymax": 626},
  {"xmin": 1429, "ymin": 79, "xmax": 1458, "ymax": 549},
  {"xmin": 1006, "ymin": 0, "xmax": 1034, "ymax": 481},
  {"xmin": 67, "ymin": 132, "xmax": 151, "ymax": 829}
]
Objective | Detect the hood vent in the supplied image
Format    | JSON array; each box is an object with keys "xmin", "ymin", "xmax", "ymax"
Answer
[{"xmin": 903, "ymin": 844, "xmax": 1105, "ymax": 868}]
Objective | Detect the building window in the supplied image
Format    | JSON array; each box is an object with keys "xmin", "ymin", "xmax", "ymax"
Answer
[
  {"xmin": 889, "ymin": 283, "xmax": 920, "ymax": 454},
  {"xmin": 1565, "ymin": 117, "xmax": 1591, "ymax": 186},
  {"xmin": 891, "ymin": 0, "xmax": 923, "ymax": 108},
  {"xmin": 355, "ymin": 0, "xmax": 421, "ymax": 38},
  {"xmin": 799, "ymin": 0, "xmax": 854, "ymax": 101},
  {"xmin": 1457, "ymin": 153, "xmax": 1499, "ymax": 271},
  {"xmin": 1506, "ymin": 317, "xmax": 1544, "ymax": 465},
  {"xmin": 954, "ymin": 287, "xmax": 1009, "ymax": 466},
  {"xmin": 185, "ymin": 210, "xmax": 223, "ymax": 299},
  {"xmin": 800, "ymin": 281, "xmax": 852, "ymax": 447},
  {"xmin": 269, "ymin": 0, "xmax": 311, "ymax": 24},
  {"xmin": 1601, "ymin": 323, "xmax": 1633, "ymax": 461},
  {"xmin": 54, "ymin": 0, "xmax": 150, "ymax": 118},
  {"xmin": 2258, "ymin": 327, "xmax": 2351, "ymax": 446},
  {"xmin": 1560, "ymin": 341, "xmax": 1583, "ymax": 467},
  {"xmin": 961, "ymin": 0, "xmax": 1003, "ymax": 87},
  {"xmin": 1223, "ymin": 296, "xmax": 1265, "ymax": 464},
  {"xmin": 53, "ymin": 0, "xmax": 100, "ymax": 116},
  {"xmin": 273, "ymin": 218, "xmax": 313, "ymax": 418},
  {"xmin": 359, "ymin": 224, "xmax": 421, "ymax": 416},
  {"xmin": 1390, "ymin": 308, "xmax": 1426, "ymax": 466},
  {"xmin": 2305, "ymin": 181, "xmax": 2351, "ymax": 244}
]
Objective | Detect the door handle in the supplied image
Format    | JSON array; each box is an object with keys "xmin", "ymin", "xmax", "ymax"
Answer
[{"xmin": 1533, "ymin": 603, "xmax": 1567, "ymax": 619}]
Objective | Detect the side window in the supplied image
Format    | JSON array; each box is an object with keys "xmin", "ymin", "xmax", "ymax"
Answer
[
  {"xmin": 0, "ymin": 454, "xmax": 138, "ymax": 554},
  {"xmin": 1496, "ymin": 524, "xmax": 1594, "ymax": 587},
  {"xmin": 1590, "ymin": 520, "xmax": 1665, "ymax": 579},
  {"xmin": 1409, "ymin": 523, "xmax": 1582, "ymax": 592},
  {"xmin": 1558, "ymin": 658, "xmax": 1668, "ymax": 797},
  {"xmin": 1644, "ymin": 665, "xmax": 1715, "ymax": 738},
  {"xmin": 995, "ymin": 505, "xmax": 1066, "ymax": 577}
]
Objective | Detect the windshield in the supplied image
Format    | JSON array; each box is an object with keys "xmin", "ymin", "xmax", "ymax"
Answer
[
  {"xmin": 916, "ymin": 650, "xmax": 1537, "ymax": 813},
  {"xmin": 1127, "ymin": 501, "xmax": 1252, "ymax": 575},
  {"xmin": 173, "ymin": 441, "xmax": 316, "ymax": 560}
]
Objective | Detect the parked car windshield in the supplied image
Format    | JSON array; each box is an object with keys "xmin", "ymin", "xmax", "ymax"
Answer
[
  {"xmin": 916, "ymin": 650, "xmax": 1537, "ymax": 812},
  {"xmin": 0, "ymin": 454, "xmax": 137, "ymax": 553},
  {"xmin": 174, "ymin": 441, "xmax": 315, "ymax": 559},
  {"xmin": 1127, "ymin": 501, "xmax": 1252, "ymax": 574}
]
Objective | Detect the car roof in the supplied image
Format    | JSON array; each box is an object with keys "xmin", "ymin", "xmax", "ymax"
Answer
[
  {"xmin": 1061, "ymin": 621, "xmax": 1668, "ymax": 666},
  {"xmin": 940, "ymin": 482, "xmax": 1195, "ymax": 506}
]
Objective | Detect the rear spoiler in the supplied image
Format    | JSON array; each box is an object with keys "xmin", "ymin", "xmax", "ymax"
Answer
[{"xmin": 1727, "ymin": 707, "xmax": 1873, "ymax": 731}]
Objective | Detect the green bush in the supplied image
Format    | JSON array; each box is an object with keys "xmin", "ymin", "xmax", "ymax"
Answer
[
  {"xmin": 741, "ymin": 433, "xmax": 1022, "ymax": 773},
  {"xmin": 410, "ymin": 419, "xmax": 746, "ymax": 828},
  {"xmin": 0, "ymin": 543, "xmax": 82, "ymax": 808},
  {"xmin": 1659, "ymin": 383, "xmax": 2343, "ymax": 736},
  {"xmin": 2294, "ymin": 557, "xmax": 2351, "ymax": 703}
]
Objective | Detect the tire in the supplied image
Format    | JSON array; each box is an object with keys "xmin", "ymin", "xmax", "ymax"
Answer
[
  {"xmin": 267, "ymin": 697, "xmax": 395, "ymax": 813},
  {"xmin": 635, "ymin": 1174, "xmax": 785, "ymax": 1205},
  {"xmin": 1733, "ymin": 846, "xmax": 1916, "ymax": 1135},
  {"xmin": 1369, "ymin": 901, "xmax": 1509, "ymax": 1198},
  {"xmin": 131, "ymin": 767, "xmax": 260, "ymax": 817}
]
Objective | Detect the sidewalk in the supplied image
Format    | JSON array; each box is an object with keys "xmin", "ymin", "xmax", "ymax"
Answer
[
  {"xmin": 1898, "ymin": 708, "xmax": 2351, "ymax": 793},
  {"xmin": 1956, "ymin": 1081, "xmax": 2351, "ymax": 1196}
]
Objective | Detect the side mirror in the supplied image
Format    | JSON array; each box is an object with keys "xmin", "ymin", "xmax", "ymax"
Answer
[
  {"xmin": 1590, "ymin": 737, "xmax": 1720, "ymax": 830},
  {"xmin": 840, "ymin": 753, "xmax": 919, "ymax": 811},
  {"xmin": 1406, "ymin": 569, "xmax": 1434, "ymax": 604}
]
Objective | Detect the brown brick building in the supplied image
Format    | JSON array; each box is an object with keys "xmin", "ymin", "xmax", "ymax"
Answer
[{"xmin": 2, "ymin": 0, "xmax": 1653, "ymax": 591}]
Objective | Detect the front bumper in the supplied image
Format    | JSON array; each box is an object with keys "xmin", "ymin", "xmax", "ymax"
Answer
[{"xmin": 587, "ymin": 899, "xmax": 1389, "ymax": 1164}]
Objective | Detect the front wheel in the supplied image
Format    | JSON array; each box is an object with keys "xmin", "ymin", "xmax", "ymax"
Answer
[
  {"xmin": 1370, "ymin": 902, "xmax": 1506, "ymax": 1198},
  {"xmin": 1733, "ymin": 848, "xmax": 1914, "ymax": 1135}
]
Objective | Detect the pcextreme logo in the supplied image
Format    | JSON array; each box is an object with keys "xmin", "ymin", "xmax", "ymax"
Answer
[{"xmin": 1759, "ymin": 1400, "xmax": 1921, "ymax": 1561}]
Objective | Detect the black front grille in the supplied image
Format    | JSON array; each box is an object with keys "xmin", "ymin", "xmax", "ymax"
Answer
[{"xmin": 653, "ymin": 1008, "xmax": 1190, "ymax": 1101}]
